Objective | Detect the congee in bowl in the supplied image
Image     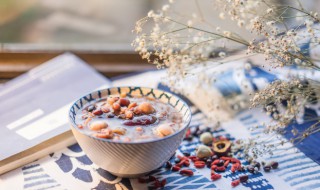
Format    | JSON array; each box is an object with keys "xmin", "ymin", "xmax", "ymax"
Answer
[
  {"xmin": 69, "ymin": 87, "xmax": 191, "ymax": 177},
  {"xmin": 76, "ymin": 94, "xmax": 183, "ymax": 142}
]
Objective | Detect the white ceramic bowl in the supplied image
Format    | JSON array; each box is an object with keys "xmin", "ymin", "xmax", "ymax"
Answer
[{"xmin": 69, "ymin": 87, "xmax": 192, "ymax": 178}]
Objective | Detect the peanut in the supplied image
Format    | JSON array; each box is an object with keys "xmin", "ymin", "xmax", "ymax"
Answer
[
  {"xmin": 120, "ymin": 107, "xmax": 127, "ymax": 114},
  {"xmin": 89, "ymin": 121, "xmax": 108, "ymax": 131},
  {"xmin": 101, "ymin": 128, "xmax": 113, "ymax": 135},
  {"xmin": 107, "ymin": 97, "xmax": 116, "ymax": 105},
  {"xmin": 133, "ymin": 107, "xmax": 142, "ymax": 115},
  {"xmin": 146, "ymin": 97, "xmax": 156, "ymax": 101},
  {"xmin": 128, "ymin": 102, "xmax": 137, "ymax": 109},
  {"xmin": 157, "ymin": 124, "xmax": 174, "ymax": 136},
  {"xmin": 95, "ymin": 132, "xmax": 113, "ymax": 139},
  {"xmin": 112, "ymin": 103, "xmax": 121, "ymax": 111},
  {"xmin": 138, "ymin": 102, "xmax": 155, "ymax": 114},
  {"xmin": 120, "ymin": 92, "xmax": 127, "ymax": 98},
  {"xmin": 199, "ymin": 132, "xmax": 213, "ymax": 144},
  {"xmin": 95, "ymin": 128, "xmax": 113, "ymax": 139},
  {"xmin": 196, "ymin": 145, "xmax": 213, "ymax": 158},
  {"xmin": 112, "ymin": 127, "xmax": 126, "ymax": 135},
  {"xmin": 125, "ymin": 110, "xmax": 134, "ymax": 119}
]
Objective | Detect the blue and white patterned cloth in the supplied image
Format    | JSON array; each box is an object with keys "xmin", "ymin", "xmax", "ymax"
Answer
[{"xmin": 1, "ymin": 69, "xmax": 320, "ymax": 190}]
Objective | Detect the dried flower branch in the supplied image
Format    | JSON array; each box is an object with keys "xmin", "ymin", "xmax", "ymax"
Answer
[{"xmin": 132, "ymin": 0, "xmax": 320, "ymax": 159}]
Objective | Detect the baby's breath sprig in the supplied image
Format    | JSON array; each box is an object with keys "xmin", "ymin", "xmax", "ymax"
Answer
[{"xmin": 251, "ymin": 79, "xmax": 320, "ymax": 142}]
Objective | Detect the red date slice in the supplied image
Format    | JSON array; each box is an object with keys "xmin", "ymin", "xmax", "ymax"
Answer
[{"xmin": 122, "ymin": 115, "xmax": 157, "ymax": 126}]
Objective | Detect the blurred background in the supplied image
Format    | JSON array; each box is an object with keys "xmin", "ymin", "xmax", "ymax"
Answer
[
  {"xmin": 0, "ymin": 0, "xmax": 319, "ymax": 83},
  {"xmin": 0, "ymin": 0, "xmax": 161, "ymax": 50}
]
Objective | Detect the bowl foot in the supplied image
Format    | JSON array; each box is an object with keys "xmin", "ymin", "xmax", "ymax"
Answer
[{"xmin": 109, "ymin": 171, "xmax": 150, "ymax": 178}]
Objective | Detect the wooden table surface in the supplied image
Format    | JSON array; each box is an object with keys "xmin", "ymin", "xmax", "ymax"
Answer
[{"xmin": 0, "ymin": 49, "xmax": 154, "ymax": 84}]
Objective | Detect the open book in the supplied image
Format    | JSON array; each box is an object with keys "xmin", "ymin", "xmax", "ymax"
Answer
[{"xmin": 0, "ymin": 53, "xmax": 110, "ymax": 174}]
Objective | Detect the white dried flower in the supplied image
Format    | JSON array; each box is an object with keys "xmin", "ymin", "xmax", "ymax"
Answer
[
  {"xmin": 162, "ymin": 4, "xmax": 170, "ymax": 12},
  {"xmin": 147, "ymin": 10, "xmax": 154, "ymax": 18},
  {"xmin": 218, "ymin": 52, "xmax": 226, "ymax": 58},
  {"xmin": 199, "ymin": 132, "xmax": 213, "ymax": 144},
  {"xmin": 244, "ymin": 62, "xmax": 252, "ymax": 70},
  {"xmin": 266, "ymin": 8, "xmax": 273, "ymax": 14},
  {"xmin": 286, "ymin": 30, "xmax": 296, "ymax": 36},
  {"xmin": 266, "ymin": 21, "xmax": 275, "ymax": 26},
  {"xmin": 223, "ymin": 31, "xmax": 231, "ymax": 37},
  {"xmin": 238, "ymin": 20, "xmax": 245, "ymax": 27},
  {"xmin": 219, "ymin": 12, "xmax": 225, "ymax": 19},
  {"xmin": 294, "ymin": 58, "xmax": 301, "ymax": 64}
]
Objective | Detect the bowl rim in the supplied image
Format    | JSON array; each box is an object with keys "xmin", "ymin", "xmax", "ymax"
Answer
[{"xmin": 69, "ymin": 86, "xmax": 192, "ymax": 145}]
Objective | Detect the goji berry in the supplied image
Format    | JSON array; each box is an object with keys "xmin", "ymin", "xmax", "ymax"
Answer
[
  {"xmin": 194, "ymin": 161, "xmax": 205, "ymax": 165},
  {"xmin": 230, "ymin": 158, "xmax": 240, "ymax": 164},
  {"xmin": 190, "ymin": 157, "xmax": 199, "ymax": 162},
  {"xmin": 231, "ymin": 179, "xmax": 240, "ymax": 187},
  {"xmin": 160, "ymin": 179, "xmax": 167, "ymax": 187},
  {"xmin": 177, "ymin": 155, "xmax": 188, "ymax": 160},
  {"xmin": 212, "ymin": 159, "xmax": 220, "ymax": 165},
  {"xmin": 224, "ymin": 160, "xmax": 230, "ymax": 167},
  {"xmin": 180, "ymin": 169, "xmax": 194, "ymax": 176},
  {"xmin": 176, "ymin": 160, "xmax": 186, "ymax": 168},
  {"xmin": 231, "ymin": 163, "xmax": 241, "ymax": 172},
  {"xmin": 188, "ymin": 156, "xmax": 197, "ymax": 160},
  {"xmin": 211, "ymin": 174, "xmax": 221, "ymax": 181},
  {"xmin": 172, "ymin": 166, "xmax": 181, "ymax": 171},
  {"xmin": 194, "ymin": 162, "xmax": 205, "ymax": 168},
  {"xmin": 231, "ymin": 165, "xmax": 236, "ymax": 173},
  {"xmin": 183, "ymin": 160, "xmax": 190, "ymax": 167},
  {"xmin": 185, "ymin": 129, "xmax": 191, "ymax": 138},
  {"xmin": 211, "ymin": 165, "xmax": 217, "ymax": 170},
  {"xmin": 215, "ymin": 166, "xmax": 226, "ymax": 172}
]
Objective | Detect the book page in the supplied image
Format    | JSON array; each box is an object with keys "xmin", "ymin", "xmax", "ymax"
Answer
[{"xmin": 0, "ymin": 53, "xmax": 110, "ymax": 161}]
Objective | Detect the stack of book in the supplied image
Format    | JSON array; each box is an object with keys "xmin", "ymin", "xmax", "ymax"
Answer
[{"xmin": 0, "ymin": 53, "xmax": 110, "ymax": 174}]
